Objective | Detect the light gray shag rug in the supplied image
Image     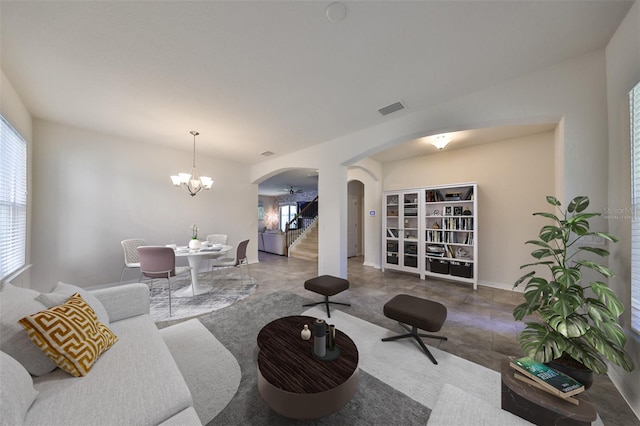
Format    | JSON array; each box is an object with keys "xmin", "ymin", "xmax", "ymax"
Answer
[{"xmin": 149, "ymin": 271, "xmax": 257, "ymax": 322}]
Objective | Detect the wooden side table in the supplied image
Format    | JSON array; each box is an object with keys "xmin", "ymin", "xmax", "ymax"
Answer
[
  {"xmin": 257, "ymin": 315, "xmax": 359, "ymax": 420},
  {"xmin": 501, "ymin": 358, "xmax": 597, "ymax": 426}
]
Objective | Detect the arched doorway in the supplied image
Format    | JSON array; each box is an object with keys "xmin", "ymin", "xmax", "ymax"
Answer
[{"xmin": 347, "ymin": 180, "xmax": 364, "ymax": 257}]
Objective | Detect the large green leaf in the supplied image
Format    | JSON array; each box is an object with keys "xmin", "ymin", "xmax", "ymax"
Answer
[
  {"xmin": 568, "ymin": 218, "xmax": 590, "ymax": 235},
  {"xmin": 577, "ymin": 260, "xmax": 615, "ymax": 278},
  {"xmin": 513, "ymin": 302, "xmax": 534, "ymax": 321},
  {"xmin": 514, "ymin": 277, "xmax": 552, "ymax": 319},
  {"xmin": 550, "ymin": 290, "xmax": 583, "ymax": 317},
  {"xmin": 546, "ymin": 196, "xmax": 561, "ymax": 207},
  {"xmin": 513, "ymin": 270, "xmax": 535, "ymax": 288},
  {"xmin": 564, "ymin": 339, "xmax": 609, "ymax": 374},
  {"xmin": 531, "ymin": 248, "xmax": 557, "ymax": 260},
  {"xmin": 567, "ymin": 196, "xmax": 589, "ymax": 213},
  {"xmin": 583, "ymin": 328, "xmax": 635, "ymax": 372},
  {"xmin": 543, "ymin": 311, "xmax": 588, "ymax": 338},
  {"xmin": 519, "ymin": 322, "xmax": 567, "ymax": 363},
  {"xmin": 539, "ymin": 225, "xmax": 564, "ymax": 242},
  {"xmin": 551, "ymin": 266, "xmax": 581, "ymax": 287},
  {"xmin": 525, "ymin": 240, "xmax": 554, "ymax": 249},
  {"xmin": 592, "ymin": 231, "xmax": 619, "ymax": 244},
  {"xmin": 576, "ymin": 246, "xmax": 610, "ymax": 257},
  {"xmin": 567, "ymin": 212, "xmax": 599, "ymax": 223},
  {"xmin": 595, "ymin": 320, "xmax": 627, "ymax": 348},
  {"xmin": 519, "ymin": 260, "xmax": 554, "ymax": 270},
  {"xmin": 534, "ymin": 212, "xmax": 560, "ymax": 222},
  {"xmin": 589, "ymin": 281, "xmax": 624, "ymax": 316}
]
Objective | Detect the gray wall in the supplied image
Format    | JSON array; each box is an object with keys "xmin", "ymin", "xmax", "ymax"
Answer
[
  {"xmin": 605, "ymin": 1, "xmax": 640, "ymax": 417},
  {"xmin": 30, "ymin": 120, "xmax": 258, "ymax": 291}
]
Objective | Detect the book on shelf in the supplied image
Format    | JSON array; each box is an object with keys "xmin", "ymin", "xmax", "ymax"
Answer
[
  {"xmin": 445, "ymin": 244, "xmax": 455, "ymax": 258},
  {"xmin": 509, "ymin": 357, "xmax": 584, "ymax": 399},
  {"xmin": 463, "ymin": 187, "xmax": 474, "ymax": 201}
]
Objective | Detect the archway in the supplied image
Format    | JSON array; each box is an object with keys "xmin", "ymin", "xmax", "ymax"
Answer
[{"xmin": 347, "ymin": 180, "xmax": 364, "ymax": 258}]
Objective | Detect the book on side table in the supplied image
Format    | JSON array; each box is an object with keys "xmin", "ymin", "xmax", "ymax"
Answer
[{"xmin": 509, "ymin": 357, "xmax": 585, "ymax": 405}]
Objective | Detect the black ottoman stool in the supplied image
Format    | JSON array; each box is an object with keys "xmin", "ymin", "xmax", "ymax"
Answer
[
  {"xmin": 302, "ymin": 275, "xmax": 351, "ymax": 318},
  {"xmin": 382, "ymin": 294, "xmax": 448, "ymax": 364}
]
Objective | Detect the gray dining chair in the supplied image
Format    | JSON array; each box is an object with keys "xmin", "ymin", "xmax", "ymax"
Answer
[
  {"xmin": 119, "ymin": 238, "xmax": 146, "ymax": 284},
  {"xmin": 211, "ymin": 239, "xmax": 251, "ymax": 285},
  {"xmin": 137, "ymin": 246, "xmax": 191, "ymax": 316},
  {"xmin": 204, "ymin": 233, "xmax": 229, "ymax": 271},
  {"xmin": 206, "ymin": 234, "xmax": 228, "ymax": 245}
]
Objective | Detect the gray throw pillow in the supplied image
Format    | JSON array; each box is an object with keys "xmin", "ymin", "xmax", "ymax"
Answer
[
  {"xmin": 37, "ymin": 282, "xmax": 110, "ymax": 325},
  {"xmin": 0, "ymin": 283, "xmax": 56, "ymax": 376},
  {"xmin": 0, "ymin": 351, "xmax": 39, "ymax": 426}
]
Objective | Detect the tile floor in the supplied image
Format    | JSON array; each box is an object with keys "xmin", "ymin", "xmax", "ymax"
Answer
[{"xmin": 242, "ymin": 252, "xmax": 639, "ymax": 426}]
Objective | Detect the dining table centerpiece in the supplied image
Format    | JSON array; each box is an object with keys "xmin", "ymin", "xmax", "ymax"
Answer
[{"xmin": 188, "ymin": 224, "xmax": 201, "ymax": 250}]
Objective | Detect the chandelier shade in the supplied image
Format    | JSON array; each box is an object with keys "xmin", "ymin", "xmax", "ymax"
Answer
[{"xmin": 171, "ymin": 131, "xmax": 213, "ymax": 196}]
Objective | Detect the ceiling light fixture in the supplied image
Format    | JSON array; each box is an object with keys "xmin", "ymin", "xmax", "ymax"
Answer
[
  {"xmin": 326, "ymin": 2, "xmax": 347, "ymax": 23},
  {"xmin": 430, "ymin": 134, "xmax": 451, "ymax": 150},
  {"xmin": 170, "ymin": 131, "xmax": 213, "ymax": 196}
]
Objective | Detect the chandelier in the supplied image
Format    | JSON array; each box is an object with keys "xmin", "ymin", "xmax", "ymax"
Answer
[{"xmin": 170, "ymin": 131, "xmax": 213, "ymax": 196}]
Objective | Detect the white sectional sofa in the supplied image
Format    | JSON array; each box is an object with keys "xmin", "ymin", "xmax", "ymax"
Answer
[
  {"xmin": 258, "ymin": 230, "xmax": 286, "ymax": 255},
  {"xmin": 0, "ymin": 282, "xmax": 202, "ymax": 426}
]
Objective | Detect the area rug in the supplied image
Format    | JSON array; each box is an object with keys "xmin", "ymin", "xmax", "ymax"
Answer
[
  {"xmin": 149, "ymin": 271, "xmax": 257, "ymax": 322},
  {"xmin": 197, "ymin": 291, "xmax": 432, "ymax": 425},
  {"xmin": 301, "ymin": 305, "xmax": 532, "ymax": 425}
]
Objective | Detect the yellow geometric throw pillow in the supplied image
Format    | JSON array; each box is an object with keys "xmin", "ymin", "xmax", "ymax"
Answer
[{"xmin": 18, "ymin": 292, "xmax": 118, "ymax": 377}]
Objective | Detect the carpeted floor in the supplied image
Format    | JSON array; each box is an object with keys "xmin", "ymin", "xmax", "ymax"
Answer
[
  {"xmin": 149, "ymin": 271, "xmax": 257, "ymax": 322},
  {"xmin": 197, "ymin": 291, "xmax": 432, "ymax": 425}
]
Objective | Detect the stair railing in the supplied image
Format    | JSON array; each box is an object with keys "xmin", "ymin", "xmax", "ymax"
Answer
[{"xmin": 285, "ymin": 196, "xmax": 318, "ymax": 255}]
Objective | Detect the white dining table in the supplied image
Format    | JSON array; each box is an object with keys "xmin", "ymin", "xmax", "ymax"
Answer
[{"xmin": 173, "ymin": 244, "xmax": 232, "ymax": 297}]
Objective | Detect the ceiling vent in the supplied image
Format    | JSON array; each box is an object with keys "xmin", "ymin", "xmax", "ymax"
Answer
[
  {"xmin": 260, "ymin": 151, "xmax": 275, "ymax": 157},
  {"xmin": 378, "ymin": 101, "xmax": 405, "ymax": 116}
]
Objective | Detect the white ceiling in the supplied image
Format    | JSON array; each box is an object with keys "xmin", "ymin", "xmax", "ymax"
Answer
[
  {"xmin": 259, "ymin": 168, "xmax": 319, "ymax": 197},
  {"xmin": 1, "ymin": 0, "xmax": 633, "ymax": 190},
  {"xmin": 371, "ymin": 123, "xmax": 557, "ymax": 163}
]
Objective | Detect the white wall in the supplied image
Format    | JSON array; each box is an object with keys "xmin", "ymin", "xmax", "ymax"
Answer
[
  {"xmin": 605, "ymin": 0, "xmax": 640, "ymax": 417},
  {"xmin": 31, "ymin": 120, "xmax": 257, "ymax": 291},
  {"xmin": 251, "ymin": 49, "xmax": 609, "ymax": 282},
  {"xmin": 382, "ymin": 132, "xmax": 554, "ymax": 289},
  {"xmin": 0, "ymin": 69, "xmax": 33, "ymax": 287}
]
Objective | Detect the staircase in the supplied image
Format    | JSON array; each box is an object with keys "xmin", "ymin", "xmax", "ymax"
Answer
[{"xmin": 288, "ymin": 220, "xmax": 318, "ymax": 262}]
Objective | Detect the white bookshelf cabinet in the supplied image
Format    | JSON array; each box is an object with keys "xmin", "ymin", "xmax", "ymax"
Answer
[
  {"xmin": 382, "ymin": 182, "xmax": 478, "ymax": 289},
  {"xmin": 382, "ymin": 190, "xmax": 421, "ymax": 274}
]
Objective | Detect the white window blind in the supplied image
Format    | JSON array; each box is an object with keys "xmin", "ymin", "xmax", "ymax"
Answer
[
  {"xmin": 0, "ymin": 115, "xmax": 27, "ymax": 280},
  {"xmin": 630, "ymin": 81, "xmax": 640, "ymax": 334}
]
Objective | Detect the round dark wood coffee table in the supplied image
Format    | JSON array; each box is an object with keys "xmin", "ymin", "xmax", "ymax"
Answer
[{"xmin": 256, "ymin": 315, "xmax": 359, "ymax": 420}]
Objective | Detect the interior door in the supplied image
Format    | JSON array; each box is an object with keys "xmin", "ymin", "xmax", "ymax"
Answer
[{"xmin": 347, "ymin": 194, "xmax": 358, "ymax": 257}]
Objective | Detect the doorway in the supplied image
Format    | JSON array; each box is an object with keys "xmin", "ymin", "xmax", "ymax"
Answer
[{"xmin": 347, "ymin": 180, "xmax": 364, "ymax": 258}]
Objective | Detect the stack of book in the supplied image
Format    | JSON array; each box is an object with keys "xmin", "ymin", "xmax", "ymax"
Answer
[{"xmin": 509, "ymin": 357, "xmax": 585, "ymax": 405}]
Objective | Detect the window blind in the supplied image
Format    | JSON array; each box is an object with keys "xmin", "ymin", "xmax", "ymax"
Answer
[
  {"xmin": 0, "ymin": 115, "xmax": 27, "ymax": 280},
  {"xmin": 630, "ymin": 81, "xmax": 640, "ymax": 334}
]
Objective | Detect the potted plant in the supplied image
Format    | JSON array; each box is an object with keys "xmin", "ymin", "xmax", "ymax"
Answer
[
  {"xmin": 188, "ymin": 224, "xmax": 201, "ymax": 250},
  {"xmin": 513, "ymin": 195, "xmax": 634, "ymax": 386}
]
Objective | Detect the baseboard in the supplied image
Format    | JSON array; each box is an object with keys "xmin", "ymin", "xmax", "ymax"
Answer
[
  {"xmin": 607, "ymin": 365, "xmax": 640, "ymax": 420},
  {"xmin": 363, "ymin": 261, "xmax": 381, "ymax": 269},
  {"xmin": 478, "ymin": 280, "xmax": 523, "ymax": 292}
]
